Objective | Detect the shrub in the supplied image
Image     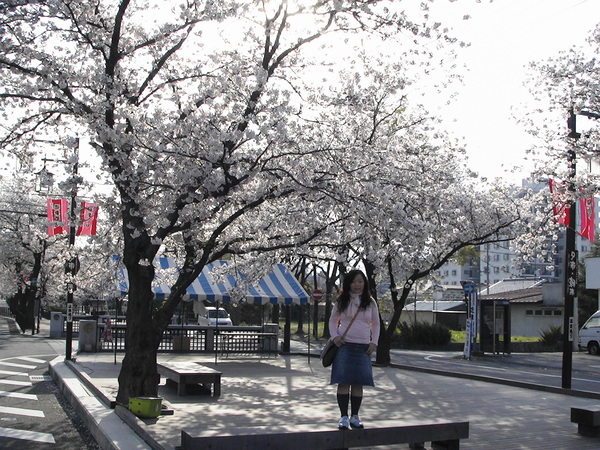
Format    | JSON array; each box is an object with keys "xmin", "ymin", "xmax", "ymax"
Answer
[
  {"xmin": 395, "ymin": 321, "xmax": 452, "ymax": 346},
  {"xmin": 539, "ymin": 324, "xmax": 563, "ymax": 347}
]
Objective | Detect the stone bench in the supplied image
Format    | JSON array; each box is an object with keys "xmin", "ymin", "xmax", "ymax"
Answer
[
  {"xmin": 157, "ymin": 362, "xmax": 221, "ymax": 397},
  {"xmin": 181, "ymin": 419, "xmax": 469, "ymax": 449},
  {"xmin": 571, "ymin": 407, "xmax": 600, "ymax": 437}
]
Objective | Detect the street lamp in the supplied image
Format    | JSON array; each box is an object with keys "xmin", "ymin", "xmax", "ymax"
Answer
[
  {"xmin": 35, "ymin": 162, "xmax": 55, "ymax": 194},
  {"xmin": 36, "ymin": 139, "xmax": 80, "ymax": 361},
  {"xmin": 64, "ymin": 139, "xmax": 79, "ymax": 361},
  {"xmin": 562, "ymin": 108, "xmax": 600, "ymax": 389}
]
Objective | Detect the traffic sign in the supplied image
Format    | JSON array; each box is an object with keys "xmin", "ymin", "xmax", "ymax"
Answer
[
  {"xmin": 313, "ymin": 289, "xmax": 323, "ymax": 301},
  {"xmin": 462, "ymin": 283, "xmax": 475, "ymax": 295}
]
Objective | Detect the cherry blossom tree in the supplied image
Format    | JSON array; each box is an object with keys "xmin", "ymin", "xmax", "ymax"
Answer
[
  {"xmin": 0, "ymin": 0, "xmax": 463, "ymax": 402},
  {"xmin": 287, "ymin": 61, "xmax": 523, "ymax": 363},
  {"xmin": 515, "ymin": 24, "xmax": 600, "ymax": 275},
  {"xmin": 524, "ymin": 26, "xmax": 600, "ymax": 189},
  {"xmin": 0, "ymin": 178, "xmax": 50, "ymax": 331}
]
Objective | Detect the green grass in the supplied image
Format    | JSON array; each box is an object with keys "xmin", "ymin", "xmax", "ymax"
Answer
[
  {"xmin": 450, "ymin": 330, "xmax": 539, "ymax": 343},
  {"xmin": 278, "ymin": 320, "xmax": 325, "ymax": 336},
  {"xmin": 276, "ymin": 323, "xmax": 541, "ymax": 343}
]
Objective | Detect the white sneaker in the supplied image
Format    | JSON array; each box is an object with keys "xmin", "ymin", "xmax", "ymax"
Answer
[
  {"xmin": 338, "ymin": 415, "xmax": 350, "ymax": 429},
  {"xmin": 350, "ymin": 414, "xmax": 364, "ymax": 429}
]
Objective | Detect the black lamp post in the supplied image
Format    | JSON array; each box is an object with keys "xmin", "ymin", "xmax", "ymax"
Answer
[
  {"xmin": 36, "ymin": 139, "xmax": 80, "ymax": 361},
  {"xmin": 562, "ymin": 108, "xmax": 600, "ymax": 389},
  {"xmin": 562, "ymin": 108, "xmax": 579, "ymax": 389},
  {"xmin": 64, "ymin": 139, "xmax": 79, "ymax": 361}
]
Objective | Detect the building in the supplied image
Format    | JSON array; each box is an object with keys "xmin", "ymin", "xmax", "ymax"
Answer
[
  {"xmin": 479, "ymin": 282, "xmax": 563, "ymax": 339},
  {"xmin": 401, "ymin": 300, "xmax": 467, "ymax": 331},
  {"xmin": 435, "ymin": 178, "xmax": 599, "ymax": 291}
]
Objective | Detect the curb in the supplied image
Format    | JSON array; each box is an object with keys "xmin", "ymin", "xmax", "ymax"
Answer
[
  {"xmin": 48, "ymin": 356, "xmax": 150, "ymax": 450},
  {"xmin": 114, "ymin": 405, "xmax": 175, "ymax": 450},
  {"xmin": 290, "ymin": 350, "xmax": 600, "ymax": 400},
  {"xmin": 388, "ymin": 362, "xmax": 600, "ymax": 401},
  {"xmin": 46, "ymin": 336, "xmax": 600, "ymax": 449}
]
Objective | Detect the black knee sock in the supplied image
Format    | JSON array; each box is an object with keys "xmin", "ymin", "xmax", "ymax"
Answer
[
  {"xmin": 350, "ymin": 395, "xmax": 363, "ymax": 416},
  {"xmin": 337, "ymin": 393, "xmax": 349, "ymax": 417}
]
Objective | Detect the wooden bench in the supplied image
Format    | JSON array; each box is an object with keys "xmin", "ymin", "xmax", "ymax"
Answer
[
  {"xmin": 157, "ymin": 362, "xmax": 222, "ymax": 397},
  {"xmin": 571, "ymin": 407, "xmax": 600, "ymax": 437},
  {"xmin": 181, "ymin": 420, "xmax": 469, "ymax": 449}
]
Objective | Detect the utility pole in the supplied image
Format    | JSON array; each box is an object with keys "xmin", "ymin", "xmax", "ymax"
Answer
[
  {"xmin": 562, "ymin": 108, "xmax": 600, "ymax": 388},
  {"xmin": 65, "ymin": 138, "xmax": 80, "ymax": 361},
  {"xmin": 562, "ymin": 108, "xmax": 579, "ymax": 389}
]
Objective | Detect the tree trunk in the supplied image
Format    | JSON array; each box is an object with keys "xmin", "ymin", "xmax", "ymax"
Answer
[
  {"xmin": 374, "ymin": 261, "xmax": 413, "ymax": 366},
  {"xmin": 295, "ymin": 304, "xmax": 305, "ymax": 334},
  {"xmin": 322, "ymin": 261, "xmax": 340, "ymax": 339},
  {"xmin": 375, "ymin": 316, "xmax": 392, "ymax": 365},
  {"xmin": 116, "ymin": 258, "xmax": 161, "ymax": 405}
]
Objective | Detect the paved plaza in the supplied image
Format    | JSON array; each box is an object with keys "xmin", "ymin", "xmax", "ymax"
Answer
[
  {"xmin": 4, "ymin": 317, "xmax": 600, "ymax": 449},
  {"xmin": 61, "ymin": 345, "xmax": 600, "ymax": 449}
]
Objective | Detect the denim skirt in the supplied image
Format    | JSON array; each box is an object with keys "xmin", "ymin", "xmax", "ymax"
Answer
[{"xmin": 330, "ymin": 342, "xmax": 374, "ymax": 386}]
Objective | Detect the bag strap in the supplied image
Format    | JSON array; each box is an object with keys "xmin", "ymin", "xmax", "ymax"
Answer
[{"xmin": 340, "ymin": 305, "xmax": 362, "ymax": 339}]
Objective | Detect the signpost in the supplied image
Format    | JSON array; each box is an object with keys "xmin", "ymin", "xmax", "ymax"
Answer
[{"xmin": 461, "ymin": 281, "xmax": 478, "ymax": 361}]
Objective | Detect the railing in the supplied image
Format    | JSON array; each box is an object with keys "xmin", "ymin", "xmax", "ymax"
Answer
[
  {"xmin": 54, "ymin": 314, "xmax": 279, "ymax": 354},
  {"xmin": 97, "ymin": 324, "xmax": 278, "ymax": 354}
]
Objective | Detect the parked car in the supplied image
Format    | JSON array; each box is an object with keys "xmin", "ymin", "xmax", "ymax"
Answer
[
  {"xmin": 198, "ymin": 307, "xmax": 233, "ymax": 327},
  {"xmin": 579, "ymin": 310, "xmax": 600, "ymax": 355}
]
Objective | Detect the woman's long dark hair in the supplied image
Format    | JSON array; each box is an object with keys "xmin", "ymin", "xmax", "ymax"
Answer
[{"xmin": 336, "ymin": 269, "xmax": 372, "ymax": 313}]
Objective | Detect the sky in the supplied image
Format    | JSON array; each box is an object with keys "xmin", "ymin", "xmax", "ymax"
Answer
[
  {"xmin": 3, "ymin": 0, "xmax": 599, "ymax": 188},
  {"xmin": 419, "ymin": 0, "xmax": 600, "ymax": 183}
]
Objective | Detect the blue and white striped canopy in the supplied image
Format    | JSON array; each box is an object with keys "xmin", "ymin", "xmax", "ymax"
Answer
[{"xmin": 115, "ymin": 257, "xmax": 310, "ymax": 305}]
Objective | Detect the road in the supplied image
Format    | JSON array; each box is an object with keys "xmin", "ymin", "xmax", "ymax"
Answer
[
  {"xmin": 390, "ymin": 348, "xmax": 600, "ymax": 396},
  {"xmin": 0, "ymin": 317, "xmax": 98, "ymax": 449}
]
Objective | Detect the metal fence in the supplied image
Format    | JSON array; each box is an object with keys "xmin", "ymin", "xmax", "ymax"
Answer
[{"xmin": 59, "ymin": 314, "xmax": 279, "ymax": 354}]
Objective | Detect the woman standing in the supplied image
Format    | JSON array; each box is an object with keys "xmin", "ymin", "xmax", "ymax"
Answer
[{"xmin": 329, "ymin": 269, "xmax": 380, "ymax": 429}]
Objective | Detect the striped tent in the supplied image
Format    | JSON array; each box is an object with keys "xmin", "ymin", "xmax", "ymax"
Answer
[{"xmin": 114, "ymin": 257, "xmax": 310, "ymax": 305}]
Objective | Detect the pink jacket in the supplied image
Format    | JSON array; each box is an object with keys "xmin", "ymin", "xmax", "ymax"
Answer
[{"xmin": 329, "ymin": 296, "xmax": 380, "ymax": 345}]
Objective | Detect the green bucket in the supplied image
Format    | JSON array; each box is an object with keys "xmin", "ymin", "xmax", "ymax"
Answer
[{"xmin": 129, "ymin": 397, "xmax": 162, "ymax": 419}]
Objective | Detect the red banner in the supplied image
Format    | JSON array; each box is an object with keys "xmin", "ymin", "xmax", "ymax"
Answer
[
  {"xmin": 47, "ymin": 199, "xmax": 69, "ymax": 236},
  {"xmin": 548, "ymin": 179, "xmax": 570, "ymax": 226},
  {"xmin": 77, "ymin": 201, "xmax": 99, "ymax": 236},
  {"xmin": 579, "ymin": 197, "xmax": 595, "ymax": 243}
]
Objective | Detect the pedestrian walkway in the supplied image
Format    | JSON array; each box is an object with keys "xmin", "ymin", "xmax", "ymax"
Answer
[
  {"xmin": 5, "ymin": 317, "xmax": 600, "ymax": 449},
  {"xmin": 61, "ymin": 348, "xmax": 600, "ymax": 449}
]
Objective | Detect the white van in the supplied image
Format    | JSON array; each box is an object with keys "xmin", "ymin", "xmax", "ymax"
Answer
[
  {"xmin": 579, "ymin": 310, "xmax": 600, "ymax": 355},
  {"xmin": 197, "ymin": 307, "xmax": 233, "ymax": 327}
]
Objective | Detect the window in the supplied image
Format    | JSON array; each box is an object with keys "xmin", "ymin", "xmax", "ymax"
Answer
[
  {"xmin": 544, "ymin": 310, "xmax": 552, "ymax": 316},
  {"xmin": 535, "ymin": 310, "xmax": 543, "ymax": 316},
  {"xmin": 526, "ymin": 310, "xmax": 533, "ymax": 316},
  {"xmin": 584, "ymin": 317, "xmax": 600, "ymax": 329}
]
